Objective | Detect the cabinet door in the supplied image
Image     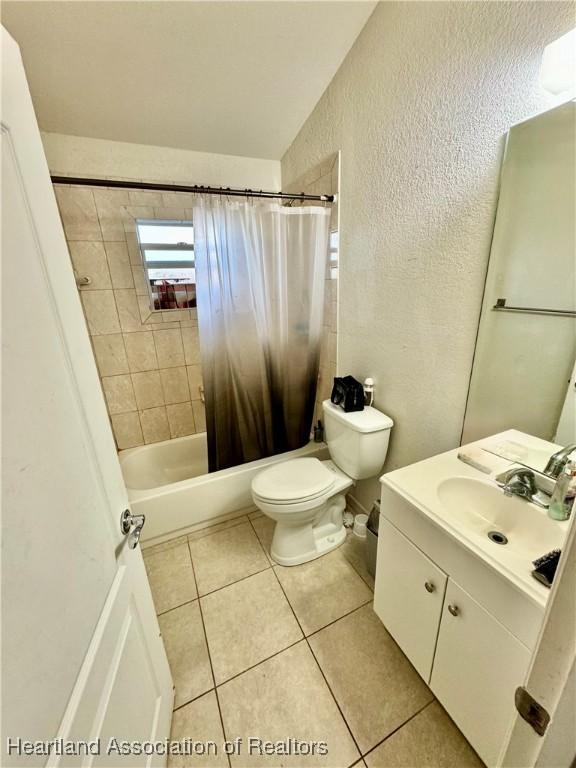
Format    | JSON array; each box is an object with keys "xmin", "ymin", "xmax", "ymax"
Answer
[
  {"xmin": 431, "ymin": 580, "xmax": 531, "ymax": 767},
  {"xmin": 374, "ymin": 518, "xmax": 448, "ymax": 682}
]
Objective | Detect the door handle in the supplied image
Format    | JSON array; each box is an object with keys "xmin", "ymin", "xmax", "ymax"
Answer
[
  {"xmin": 120, "ymin": 509, "xmax": 145, "ymax": 549},
  {"xmin": 424, "ymin": 581, "xmax": 436, "ymax": 593}
]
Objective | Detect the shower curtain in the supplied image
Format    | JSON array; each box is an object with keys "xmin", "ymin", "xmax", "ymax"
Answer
[{"xmin": 193, "ymin": 195, "xmax": 330, "ymax": 472}]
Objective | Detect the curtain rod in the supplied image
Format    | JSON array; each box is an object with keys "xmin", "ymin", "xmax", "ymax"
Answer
[{"xmin": 50, "ymin": 175, "xmax": 334, "ymax": 203}]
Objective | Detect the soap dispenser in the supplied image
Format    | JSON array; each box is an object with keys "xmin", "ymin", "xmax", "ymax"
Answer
[{"xmin": 548, "ymin": 460, "xmax": 576, "ymax": 521}]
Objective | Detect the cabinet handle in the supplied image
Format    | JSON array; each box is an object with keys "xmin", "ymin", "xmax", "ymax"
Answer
[
  {"xmin": 448, "ymin": 604, "xmax": 460, "ymax": 617},
  {"xmin": 424, "ymin": 581, "xmax": 435, "ymax": 593}
]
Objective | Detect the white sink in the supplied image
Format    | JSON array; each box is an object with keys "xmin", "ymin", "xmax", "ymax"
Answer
[
  {"xmin": 437, "ymin": 476, "xmax": 564, "ymax": 560},
  {"xmin": 381, "ymin": 430, "xmax": 571, "ymax": 606}
]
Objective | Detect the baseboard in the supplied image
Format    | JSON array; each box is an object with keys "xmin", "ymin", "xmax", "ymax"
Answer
[{"xmin": 346, "ymin": 493, "xmax": 370, "ymax": 517}]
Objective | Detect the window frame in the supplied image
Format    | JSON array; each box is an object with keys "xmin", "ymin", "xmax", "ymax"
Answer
[{"xmin": 136, "ymin": 218, "xmax": 195, "ymax": 316}]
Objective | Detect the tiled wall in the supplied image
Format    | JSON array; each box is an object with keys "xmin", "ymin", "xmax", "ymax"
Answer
[
  {"xmin": 283, "ymin": 153, "xmax": 339, "ymax": 427},
  {"xmin": 54, "ymin": 183, "xmax": 205, "ymax": 450}
]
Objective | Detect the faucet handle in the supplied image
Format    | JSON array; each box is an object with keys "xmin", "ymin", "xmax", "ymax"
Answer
[{"xmin": 501, "ymin": 467, "xmax": 538, "ymax": 498}]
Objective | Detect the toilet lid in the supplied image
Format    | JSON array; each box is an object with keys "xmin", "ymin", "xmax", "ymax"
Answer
[{"xmin": 252, "ymin": 458, "xmax": 335, "ymax": 503}]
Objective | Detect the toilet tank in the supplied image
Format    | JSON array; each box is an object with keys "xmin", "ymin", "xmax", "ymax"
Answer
[{"xmin": 322, "ymin": 400, "xmax": 393, "ymax": 480}]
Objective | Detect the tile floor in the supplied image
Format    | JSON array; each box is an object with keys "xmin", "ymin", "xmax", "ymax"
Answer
[{"xmin": 143, "ymin": 513, "xmax": 484, "ymax": 768}]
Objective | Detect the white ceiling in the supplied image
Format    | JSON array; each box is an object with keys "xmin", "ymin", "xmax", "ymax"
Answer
[{"xmin": 2, "ymin": 1, "xmax": 376, "ymax": 160}]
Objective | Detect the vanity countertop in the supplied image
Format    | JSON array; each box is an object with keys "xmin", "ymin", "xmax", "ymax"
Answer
[{"xmin": 380, "ymin": 430, "xmax": 571, "ymax": 609}]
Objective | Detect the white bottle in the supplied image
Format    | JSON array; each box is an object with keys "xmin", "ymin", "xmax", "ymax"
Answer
[{"xmin": 364, "ymin": 377, "xmax": 374, "ymax": 407}]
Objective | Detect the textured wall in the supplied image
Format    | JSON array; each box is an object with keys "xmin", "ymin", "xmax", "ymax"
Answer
[
  {"xmin": 41, "ymin": 132, "xmax": 281, "ymax": 188},
  {"xmin": 282, "ymin": 1, "xmax": 574, "ymax": 508}
]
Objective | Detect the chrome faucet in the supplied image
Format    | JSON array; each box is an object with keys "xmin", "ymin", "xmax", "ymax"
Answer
[
  {"xmin": 497, "ymin": 467, "xmax": 548, "ymax": 509},
  {"xmin": 544, "ymin": 444, "xmax": 576, "ymax": 479}
]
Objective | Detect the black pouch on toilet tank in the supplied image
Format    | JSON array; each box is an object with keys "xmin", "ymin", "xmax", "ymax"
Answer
[{"xmin": 330, "ymin": 376, "xmax": 365, "ymax": 412}]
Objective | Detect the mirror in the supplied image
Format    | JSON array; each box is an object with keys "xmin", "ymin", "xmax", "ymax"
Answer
[
  {"xmin": 136, "ymin": 219, "xmax": 196, "ymax": 313},
  {"xmin": 462, "ymin": 100, "xmax": 576, "ymax": 466}
]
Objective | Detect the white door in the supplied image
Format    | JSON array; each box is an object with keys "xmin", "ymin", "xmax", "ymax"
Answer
[{"xmin": 1, "ymin": 26, "xmax": 173, "ymax": 768}]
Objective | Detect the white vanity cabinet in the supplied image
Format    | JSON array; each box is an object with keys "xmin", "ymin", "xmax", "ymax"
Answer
[
  {"xmin": 431, "ymin": 580, "xmax": 531, "ymax": 767},
  {"xmin": 374, "ymin": 516, "xmax": 533, "ymax": 767},
  {"xmin": 374, "ymin": 518, "xmax": 447, "ymax": 681}
]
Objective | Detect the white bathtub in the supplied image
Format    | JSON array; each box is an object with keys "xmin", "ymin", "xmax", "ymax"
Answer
[{"xmin": 119, "ymin": 432, "xmax": 329, "ymax": 546}]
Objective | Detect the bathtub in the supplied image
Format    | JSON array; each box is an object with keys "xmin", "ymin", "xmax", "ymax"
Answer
[{"xmin": 119, "ymin": 432, "xmax": 329, "ymax": 546}]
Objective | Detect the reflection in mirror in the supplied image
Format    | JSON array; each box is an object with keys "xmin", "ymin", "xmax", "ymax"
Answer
[
  {"xmin": 136, "ymin": 219, "xmax": 196, "ymax": 311},
  {"xmin": 462, "ymin": 100, "xmax": 576, "ymax": 463}
]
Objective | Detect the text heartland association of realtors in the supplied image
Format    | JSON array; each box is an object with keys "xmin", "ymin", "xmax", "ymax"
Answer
[{"xmin": 5, "ymin": 737, "xmax": 329, "ymax": 757}]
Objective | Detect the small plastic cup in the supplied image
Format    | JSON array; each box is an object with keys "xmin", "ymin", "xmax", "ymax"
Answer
[{"xmin": 353, "ymin": 513, "xmax": 368, "ymax": 538}]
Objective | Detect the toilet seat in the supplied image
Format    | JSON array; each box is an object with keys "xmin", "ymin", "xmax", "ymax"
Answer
[{"xmin": 252, "ymin": 457, "xmax": 336, "ymax": 504}]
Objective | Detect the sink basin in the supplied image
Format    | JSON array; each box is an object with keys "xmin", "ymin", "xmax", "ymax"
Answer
[{"xmin": 437, "ymin": 476, "xmax": 564, "ymax": 560}]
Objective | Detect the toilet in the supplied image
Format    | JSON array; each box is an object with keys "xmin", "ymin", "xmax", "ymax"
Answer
[{"xmin": 251, "ymin": 399, "xmax": 393, "ymax": 566}]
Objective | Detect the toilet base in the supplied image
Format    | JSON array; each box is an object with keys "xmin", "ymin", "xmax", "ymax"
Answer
[{"xmin": 270, "ymin": 493, "xmax": 347, "ymax": 566}]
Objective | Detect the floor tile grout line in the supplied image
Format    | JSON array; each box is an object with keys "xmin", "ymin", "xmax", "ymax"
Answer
[
  {"xmin": 185, "ymin": 539, "xmax": 232, "ymax": 768},
  {"xmin": 247, "ymin": 516, "xmax": 274, "ymax": 562},
  {"xmin": 340, "ymin": 536, "xmax": 375, "ymax": 591},
  {"xmin": 165, "ymin": 605, "xmax": 430, "ymax": 767},
  {"xmin": 249, "ymin": 517, "xmax": 281, "ymax": 569},
  {"xmin": 142, "ymin": 538, "xmax": 189, "ymax": 559},
  {"xmin": 304, "ymin": 637, "xmax": 363, "ymax": 761},
  {"xmin": 155, "ymin": 530, "xmax": 370, "ymax": 644},
  {"xmin": 264, "ymin": 551, "xmax": 304, "ymax": 636},
  {"xmin": 361, "ymin": 699, "xmax": 435, "ymax": 761},
  {"xmin": 185, "ymin": 517, "xmax": 272, "ymax": 597},
  {"xmin": 248, "ymin": 517, "xmax": 372, "ymax": 641},
  {"xmin": 186, "ymin": 515, "xmax": 252, "ymax": 545},
  {"xmin": 196, "ymin": 563, "xmax": 272, "ymax": 600},
  {"xmin": 143, "ymin": 512, "xmax": 257, "ymax": 559},
  {"xmin": 248, "ymin": 510, "xmax": 373, "ymax": 588},
  {"xmin": 185, "ymin": 539, "xmax": 214, "ymax": 683},
  {"xmin": 158, "ymin": 520, "xmax": 434, "ymax": 767},
  {"xmin": 265, "ymin": 549, "xmax": 363, "ymax": 762},
  {"xmin": 156, "ymin": 596, "xmax": 199, "ymax": 618},
  {"xmin": 214, "ymin": 637, "xmax": 305, "ymax": 690},
  {"xmin": 181, "ymin": 520, "xmax": 307, "ymax": 689},
  {"xmin": 204, "ymin": 592, "xmax": 370, "ymax": 689},
  {"xmin": 147, "ymin": 516, "xmax": 249, "ymax": 558},
  {"xmin": 172, "ymin": 685, "xmax": 216, "ymax": 713},
  {"xmin": 247, "ymin": 515, "xmax": 276, "ymax": 566},
  {"xmin": 304, "ymin": 599, "xmax": 373, "ymax": 640}
]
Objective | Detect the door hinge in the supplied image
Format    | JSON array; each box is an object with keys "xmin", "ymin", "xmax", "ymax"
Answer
[{"xmin": 515, "ymin": 687, "xmax": 550, "ymax": 737}]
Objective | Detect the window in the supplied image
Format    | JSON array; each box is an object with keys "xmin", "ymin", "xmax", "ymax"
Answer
[{"xmin": 136, "ymin": 220, "xmax": 195, "ymax": 311}]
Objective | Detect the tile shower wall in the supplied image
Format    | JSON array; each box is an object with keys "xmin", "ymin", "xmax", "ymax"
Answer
[
  {"xmin": 283, "ymin": 153, "xmax": 339, "ymax": 426},
  {"xmin": 54, "ymin": 183, "xmax": 205, "ymax": 449}
]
